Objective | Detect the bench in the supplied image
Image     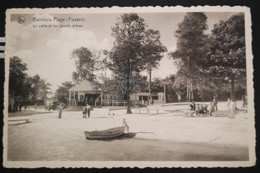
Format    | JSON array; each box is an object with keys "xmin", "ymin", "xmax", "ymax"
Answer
[
  {"xmin": 136, "ymin": 108, "xmax": 159, "ymax": 114},
  {"xmin": 108, "ymin": 108, "xmax": 125, "ymax": 115},
  {"xmin": 9, "ymin": 119, "xmax": 30, "ymax": 123}
]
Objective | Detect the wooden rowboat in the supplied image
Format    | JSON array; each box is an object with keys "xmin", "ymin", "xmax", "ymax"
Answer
[{"xmin": 84, "ymin": 126, "xmax": 126, "ymax": 139}]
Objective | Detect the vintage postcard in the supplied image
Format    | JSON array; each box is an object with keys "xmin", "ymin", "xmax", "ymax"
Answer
[{"xmin": 3, "ymin": 6, "xmax": 255, "ymax": 168}]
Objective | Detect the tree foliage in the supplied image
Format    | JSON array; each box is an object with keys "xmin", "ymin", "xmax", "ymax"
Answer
[
  {"xmin": 9, "ymin": 56, "xmax": 28, "ymax": 101},
  {"xmin": 108, "ymin": 13, "xmax": 148, "ymax": 113},
  {"xmin": 9, "ymin": 57, "xmax": 52, "ymax": 111},
  {"xmin": 71, "ymin": 47, "xmax": 100, "ymax": 83},
  {"xmin": 171, "ymin": 12, "xmax": 209, "ymax": 101},
  {"xmin": 205, "ymin": 13, "xmax": 246, "ymax": 100},
  {"xmin": 55, "ymin": 81, "xmax": 74, "ymax": 105},
  {"xmin": 143, "ymin": 29, "xmax": 167, "ymax": 103},
  {"xmin": 26, "ymin": 74, "xmax": 51, "ymax": 102}
]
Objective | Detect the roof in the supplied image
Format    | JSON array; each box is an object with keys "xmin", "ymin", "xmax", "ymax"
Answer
[{"xmin": 69, "ymin": 80, "xmax": 100, "ymax": 92}]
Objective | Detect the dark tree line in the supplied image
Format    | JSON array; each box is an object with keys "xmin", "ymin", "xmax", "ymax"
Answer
[
  {"xmin": 9, "ymin": 56, "xmax": 51, "ymax": 112},
  {"xmin": 171, "ymin": 12, "xmax": 246, "ymax": 102}
]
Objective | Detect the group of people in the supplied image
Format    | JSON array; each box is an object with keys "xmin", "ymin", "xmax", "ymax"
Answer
[
  {"xmin": 190, "ymin": 101, "xmax": 216, "ymax": 117},
  {"xmin": 82, "ymin": 103, "xmax": 91, "ymax": 118},
  {"xmin": 189, "ymin": 96, "xmax": 238, "ymax": 119},
  {"xmin": 57, "ymin": 102, "xmax": 93, "ymax": 119},
  {"xmin": 190, "ymin": 96, "xmax": 218, "ymax": 117}
]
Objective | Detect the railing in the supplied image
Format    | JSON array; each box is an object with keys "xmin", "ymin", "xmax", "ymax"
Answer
[
  {"xmin": 69, "ymin": 99, "xmax": 151, "ymax": 107},
  {"xmin": 101, "ymin": 100, "xmax": 127, "ymax": 107}
]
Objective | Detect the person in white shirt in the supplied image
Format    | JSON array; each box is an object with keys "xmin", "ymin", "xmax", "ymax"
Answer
[
  {"xmin": 227, "ymin": 98, "xmax": 236, "ymax": 119},
  {"xmin": 209, "ymin": 102, "xmax": 214, "ymax": 116}
]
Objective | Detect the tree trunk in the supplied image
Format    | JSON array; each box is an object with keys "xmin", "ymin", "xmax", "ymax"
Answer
[
  {"xmin": 231, "ymin": 76, "xmax": 235, "ymax": 101},
  {"xmin": 186, "ymin": 82, "xmax": 189, "ymax": 102},
  {"xmin": 44, "ymin": 92, "xmax": 47, "ymax": 107},
  {"xmin": 191, "ymin": 81, "xmax": 194, "ymax": 101},
  {"xmin": 201, "ymin": 89, "xmax": 205, "ymax": 102},
  {"xmin": 187, "ymin": 80, "xmax": 193, "ymax": 102},
  {"xmin": 230, "ymin": 76, "xmax": 237, "ymax": 108},
  {"xmin": 164, "ymin": 84, "xmax": 167, "ymax": 103},
  {"xmin": 126, "ymin": 93, "xmax": 132, "ymax": 114},
  {"xmin": 126, "ymin": 73, "xmax": 132, "ymax": 114},
  {"xmin": 148, "ymin": 68, "xmax": 152, "ymax": 105}
]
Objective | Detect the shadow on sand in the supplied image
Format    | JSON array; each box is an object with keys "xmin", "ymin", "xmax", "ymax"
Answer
[{"xmin": 8, "ymin": 121, "xmax": 31, "ymax": 126}]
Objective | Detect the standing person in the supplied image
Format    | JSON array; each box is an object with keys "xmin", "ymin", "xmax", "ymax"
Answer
[
  {"xmin": 58, "ymin": 103, "xmax": 63, "ymax": 119},
  {"xmin": 227, "ymin": 98, "xmax": 231, "ymax": 118},
  {"xmin": 189, "ymin": 101, "xmax": 195, "ymax": 116},
  {"xmin": 209, "ymin": 102, "xmax": 214, "ymax": 116},
  {"xmin": 242, "ymin": 94, "xmax": 247, "ymax": 108},
  {"xmin": 213, "ymin": 96, "xmax": 218, "ymax": 111},
  {"xmin": 34, "ymin": 103, "xmax": 38, "ymax": 111},
  {"xmin": 141, "ymin": 98, "xmax": 145, "ymax": 107},
  {"xmin": 198, "ymin": 104, "xmax": 204, "ymax": 116},
  {"xmin": 86, "ymin": 104, "xmax": 91, "ymax": 118},
  {"xmin": 82, "ymin": 104, "xmax": 87, "ymax": 118}
]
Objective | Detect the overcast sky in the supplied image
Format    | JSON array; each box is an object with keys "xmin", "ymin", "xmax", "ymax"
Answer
[{"xmin": 9, "ymin": 12, "xmax": 235, "ymax": 93}]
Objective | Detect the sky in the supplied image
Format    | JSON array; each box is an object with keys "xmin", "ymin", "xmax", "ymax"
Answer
[{"xmin": 9, "ymin": 11, "xmax": 236, "ymax": 93}]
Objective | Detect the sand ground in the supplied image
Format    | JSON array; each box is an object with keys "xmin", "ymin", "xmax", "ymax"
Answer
[{"xmin": 7, "ymin": 101, "xmax": 249, "ymax": 161}]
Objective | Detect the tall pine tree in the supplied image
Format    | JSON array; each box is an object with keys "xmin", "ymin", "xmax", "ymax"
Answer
[
  {"xmin": 206, "ymin": 13, "xmax": 246, "ymax": 101},
  {"xmin": 171, "ymin": 12, "xmax": 209, "ymax": 101}
]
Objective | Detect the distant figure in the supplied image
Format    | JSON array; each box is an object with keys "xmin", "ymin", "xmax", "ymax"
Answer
[
  {"xmin": 242, "ymin": 94, "xmax": 247, "ymax": 108},
  {"xmin": 190, "ymin": 101, "xmax": 196, "ymax": 111},
  {"xmin": 18, "ymin": 103, "xmax": 22, "ymax": 112},
  {"xmin": 190, "ymin": 101, "xmax": 196, "ymax": 117},
  {"xmin": 141, "ymin": 98, "xmax": 145, "ymax": 107},
  {"xmin": 58, "ymin": 104, "xmax": 63, "ymax": 119},
  {"xmin": 123, "ymin": 118, "xmax": 129, "ymax": 132},
  {"xmin": 86, "ymin": 104, "xmax": 91, "ymax": 118},
  {"xmin": 202, "ymin": 105, "xmax": 209, "ymax": 116},
  {"xmin": 34, "ymin": 103, "xmax": 38, "ymax": 111},
  {"xmin": 209, "ymin": 103, "xmax": 214, "ymax": 116},
  {"xmin": 199, "ymin": 105, "xmax": 205, "ymax": 116},
  {"xmin": 150, "ymin": 97, "xmax": 154, "ymax": 105},
  {"xmin": 82, "ymin": 104, "xmax": 87, "ymax": 118},
  {"xmin": 195, "ymin": 104, "xmax": 200, "ymax": 116},
  {"xmin": 213, "ymin": 96, "xmax": 218, "ymax": 111},
  {"xmin": 48, "ymin": 104, "xmax": 51, "ymax": 111},
  {"xmin": 177, "ymin": 94, "xmax": 181, "ymax": 102},
  {"xmin": 227, "ymin": 98, "xmax": 231, "ymax": 118},
  {"xmin": 227, "ymin": 98, "xmax": 236, "ymax": 119},
  {"xmin": 25, "ymin": 105, "xmax": 27, "ymax": 110}
]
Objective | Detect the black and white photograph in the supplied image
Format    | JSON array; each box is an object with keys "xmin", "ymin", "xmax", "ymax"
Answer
[{"xmin": 3, "ymin": 6, "xmax": 255, "ymax": 168}]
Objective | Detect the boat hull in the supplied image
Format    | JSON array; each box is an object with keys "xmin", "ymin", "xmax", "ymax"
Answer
[{"xmin": 84, "ymin": 126, "xmax": 125, "ymax": 139}]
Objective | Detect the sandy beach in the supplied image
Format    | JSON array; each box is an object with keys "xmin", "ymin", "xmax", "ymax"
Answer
[{"xmin": 7, "ymin": 101, "xmax": 249, "ymax": 161}]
